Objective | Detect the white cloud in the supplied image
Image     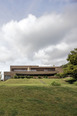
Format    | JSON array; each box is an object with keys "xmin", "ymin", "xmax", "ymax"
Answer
[{"xmin": 0, "ymin": 5, "xmax": 77, "ymax": 70}]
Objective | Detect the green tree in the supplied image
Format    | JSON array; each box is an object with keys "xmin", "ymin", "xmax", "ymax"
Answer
[
  {"xmin": 64, "ymin": 48, "xmax": 77, "ymax": 79},
  {"xmin": 67, "ymin": 48, "xmax": 77, "ymax": 65}
]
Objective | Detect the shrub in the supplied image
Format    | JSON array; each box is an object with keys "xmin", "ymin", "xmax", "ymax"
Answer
[
  {"xmin": 26, "ymin": 76, "xmax": 33, "ymax": 79},
  {"xmin": 51, "ymin": 81, "xmax": 61, "ymax": 86},
  {"xmin": 13, "ymin": 75, "xmax": 18, "ymax": 79},
  {"xmin": 21, "ymin": 76, "xmax": 24, "ymax": 79},
  {"xmin": 55, "ymin": 73, "xmax": 67, "ymax": 78},
  {"xmin": 38, "ymin": 76, "xmax": 41, "ymax": 79},
  {"xmin": 18, "ymin": 76, "xmax": 22, "ymax": 78},
  {"xmin": 44, "ymin": 76, "xmax": 48, "ymax": 78}
]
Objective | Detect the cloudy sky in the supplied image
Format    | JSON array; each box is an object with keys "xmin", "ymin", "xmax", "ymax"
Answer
[{"xmin": 0, "ymin": 0, "xmax": 77, "ymax": 71}]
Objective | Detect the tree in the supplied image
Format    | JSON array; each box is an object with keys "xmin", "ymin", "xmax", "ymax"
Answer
[
  {"xmin": 64, "ymin": 48, "xmax": 77, "ymax": 79},
  {"xmin": 67, "ymin": 48, "xmax": 77, "ymax": 65}
]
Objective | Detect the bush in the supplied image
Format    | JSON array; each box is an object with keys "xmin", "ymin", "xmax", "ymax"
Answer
[
  {"xmin": 51, "ymin": 81, "xmax": 61, "ymax": 86},
  {"xmin": 44, "ymin": 76, "xmax": 48, "ymax": 78},
  {"xmin": 26, "ymin": 76, "xmax": 33, "ymax": 79},
  {"xmin": 13, "ymin": 75, "xmax": 18, "ymax": 79},
  {"xmin": 38, "ymin": 76, "xmax": 42, "ymax": 79},
  {"xmin": 55, "ymin": 73, "xmax": 67, "ymax": 78}
]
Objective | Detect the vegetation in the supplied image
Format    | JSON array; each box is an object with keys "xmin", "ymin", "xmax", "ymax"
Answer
[
  {"xmin": 51, "ymin": 81, "xmax": 61, "ymax": 86},
  {"xmin": 13, "ymin": 75, "xmax": 49, "ymax": 79},
  {"xmin": 74, "ymin": 81, "xmax": 77, "ymax": 86},
  {"xmin": 13, "ymin": 75, "xmax": 33, "ymax": 79},
  {"xmin": 64, "ymin": 48, "xmax": 77, "ymax": 79},
  {"xmin": 55, "ymin": 73, "xmax": 67, "ymax": 78},
  {"xmin": 44, "ymin": 75, "xmax": 48, "ymax": 78},
  {"xmin": 0, "ymin": 78, "xmax": 77, "ymax": 116},
  {"xmin": 1, "ymin": 78, "xmax": 77, "ymax": 86},
  {"xmin": 58, "ymin": 48, "xmax": 77, "ymax": 79},
  {"xmin": 67, "ymin": 48, "xmax": 77, "ymax": 65}
]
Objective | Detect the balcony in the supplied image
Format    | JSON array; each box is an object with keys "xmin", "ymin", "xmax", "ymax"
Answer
[{"xmin": 12, "ymin": 70, "xmax": 57, "ymax": 76}]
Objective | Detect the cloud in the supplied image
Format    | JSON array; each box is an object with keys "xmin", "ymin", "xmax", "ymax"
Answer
[{"xmin": 0, "ymin": 5, "xmax": 77, "ymax": 70}]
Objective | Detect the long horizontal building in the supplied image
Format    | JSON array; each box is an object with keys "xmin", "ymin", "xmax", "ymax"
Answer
[{"xmin": 4, "ymin": 65, "xmax": 63, "ymax": 80}]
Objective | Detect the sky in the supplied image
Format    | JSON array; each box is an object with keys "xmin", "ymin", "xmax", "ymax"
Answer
[{"xmin": 0, "ymin": 0, "xmax": 77, "ymax": 71}]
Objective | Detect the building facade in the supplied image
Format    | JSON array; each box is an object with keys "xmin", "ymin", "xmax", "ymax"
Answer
[{"xmin": 4, "ymin": 65, "xmax": 63, "ymax": 80}]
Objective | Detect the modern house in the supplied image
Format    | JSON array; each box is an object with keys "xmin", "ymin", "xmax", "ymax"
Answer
[{"xmin": 4, "ymin": 65, "xmax": 63, "ymax": 80}]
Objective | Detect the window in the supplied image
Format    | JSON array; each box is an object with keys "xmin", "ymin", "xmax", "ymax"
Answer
[
  {"xmin": 5, "ymin": 75, "xmax": 11, "ymax": 79},
  {"xmin": 14, "ymin": 69, "xmax": 27, "ymax": 71},
  {"xmin": 31, "ymin": 69, "xmax": 36, "ymax": 71}
]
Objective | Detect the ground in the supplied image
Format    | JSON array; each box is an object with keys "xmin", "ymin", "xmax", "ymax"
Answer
[{"xmin": 0, "ymin": 78, "xmax": 77, "ymax": 116}]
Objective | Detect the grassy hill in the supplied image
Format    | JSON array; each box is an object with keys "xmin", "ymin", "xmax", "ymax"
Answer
[
  {"xmin": 1, "ymin": 78, "xmax": 76, "ymax": 86},
  {"xmin": 0, "ymin": 78, "xmax": 77, "ymax": 116}
]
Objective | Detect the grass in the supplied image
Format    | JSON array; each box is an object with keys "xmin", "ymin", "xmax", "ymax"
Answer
[
  {"xmin": 1, "ymin": 78, "xmax": 76, "ymax": 87},
  {"xmin": 0, "ymin": 78, "xmax": 77, "ymax": 116}
]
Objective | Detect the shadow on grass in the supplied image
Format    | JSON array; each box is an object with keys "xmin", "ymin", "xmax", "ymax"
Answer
[
  {"xmin": 0, "ymin": 110, "xmax": 5, "ymax": 115},
  {"xmin": 65, "ymin": 79, "xmax": 76, "ymax": 84},
  {"xmin": 27, "ymin": 98, "xmax": 44, "ymax": 104}
]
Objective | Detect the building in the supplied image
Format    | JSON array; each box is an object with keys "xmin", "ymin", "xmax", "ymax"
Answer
[{"xmin": 4, "ymin": 65, "xmax": 63, "ymax": 80}]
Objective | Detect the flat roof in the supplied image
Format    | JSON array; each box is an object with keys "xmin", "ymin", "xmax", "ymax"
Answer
[{"xmin": 10, "ymin": 65, "xmax": 61, "ymax": 68}]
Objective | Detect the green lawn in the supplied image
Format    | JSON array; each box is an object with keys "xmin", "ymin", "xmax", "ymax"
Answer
[
  {"xmin": 0, "ymin": 78, "xmax": 77, "ymax": 116},
  {"xmin": 1, "ymin": 78, "xmax": 76, "ymax": 87}
]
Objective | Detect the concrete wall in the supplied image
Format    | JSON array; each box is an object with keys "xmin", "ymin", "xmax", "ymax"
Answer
[{"xmin": 55, "ymin": 67, "xmax": 63, "ymax": 73}]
